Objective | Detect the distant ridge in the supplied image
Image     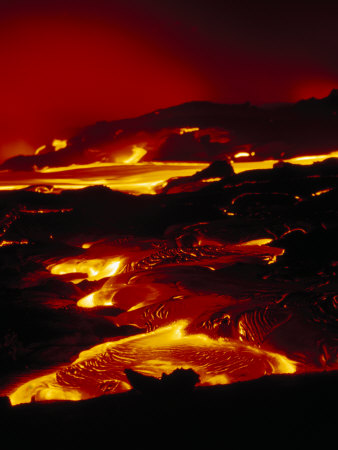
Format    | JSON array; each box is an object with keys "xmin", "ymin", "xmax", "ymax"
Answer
[{"xmin": 1, "ymin": 90, "xmax": 337, "ymax": 171}]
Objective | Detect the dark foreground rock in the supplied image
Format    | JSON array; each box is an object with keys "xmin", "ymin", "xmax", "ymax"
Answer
[
  {"xmin": 125, "ymin": 368, "xmax": 200, "ymax": 395},
  {"xmin": 1, "ymin": 371, "xmax": 337, "ymax": 447}
]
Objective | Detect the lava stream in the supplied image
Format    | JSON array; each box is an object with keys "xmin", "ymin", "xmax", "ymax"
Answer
[{"xmin": 9, "ymin": 321, "xmax": 297, "ymax": 405}]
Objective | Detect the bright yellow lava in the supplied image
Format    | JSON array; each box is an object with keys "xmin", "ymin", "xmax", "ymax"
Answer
[
  {"xmin": 9, "ymin": 320, "xmax": 297, "ymax": 405},
  {"xmin": 34, "ymin": 145, "xmax": 47, "ymax": 155},
  {"xmin": 179, "ymin": 127, "xmax": 200, "ymax": 134},
  {"xmin": 115, "ymin": 146, "xmax": 147, "ymax": 164},
  {"xmin": 48, "ymin": 258, "xmax": 122, "ymax": 282},
  {"xmin": 2, "ymin": 148, "xmax": 336, "ymax": 407},
  {"xmin": 0, "ymin": 162, "xmax": 209, "ymax": 194},
  {"xmin": 1, "ymin": 149, "xmax": 337, "ymax": 195},
  {"xmin": 240, "ymin": 238, "xmax": 273, "ymax": 246},
  {"xmin": 0, "ymin": 239, "xmax": 29, "ymax": 247},
  {"xmin": 234, "ymin": 152, "xmax": 251, "ymax": 158},
  {"xmin": 232, "ymin": 150, "xmax": 338, "ymax": 173},
  {"xmin": 52, "ymin": 139, "xmax": 68, "ymax": 151}
]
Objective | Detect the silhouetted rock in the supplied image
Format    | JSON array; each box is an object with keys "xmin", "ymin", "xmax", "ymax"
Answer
[
  {"xmin": 159, "ymin": 159, "xmax": 234, "ymax": 194},
  {"xmin": 124, "ymin": 368, "xmax": 200, "ymax": 395},
  {"xmin": 2, "ymin": 371, "xmax": 338, "ymax": 446},
  {"xmin": 0, "ymin": 396, "xmax": 11, "ymax": 409},
  {"xmin": 160, "ymin": 368, "xmax": 200, "ymax": 392},
  {"xmin": 124, "ymin": 369, "xmax": 161, "ymax": 394}
]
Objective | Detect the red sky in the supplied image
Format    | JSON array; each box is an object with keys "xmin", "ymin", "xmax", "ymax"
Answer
[{"xmin": 0, "ymin": 0, "xmax": 337, "ymax": 161}]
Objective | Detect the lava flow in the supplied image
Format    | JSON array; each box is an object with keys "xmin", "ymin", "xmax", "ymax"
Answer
[
  {"xmin": 1, "ymin": 150, "xmax": 338, "ymax": 195},
  {"xmin": 10, "ymin": 320, "xmax": 296, "ymax": 404},
  {"xmin": 1, "ymin": 97, "xmax": 338, "ymax": 408},
  {"xmin": 6, "ymin": 219, "xmax": 337, "ymax": 404}
]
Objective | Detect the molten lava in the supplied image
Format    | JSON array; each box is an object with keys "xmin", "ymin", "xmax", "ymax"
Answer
[
  {"xmin": 52, "ymin": 139, "xmax": 68, "ymax": 151},
  {"xmin": 1, "ymin": 122, "xmax": 338, "ymax": 409},
  {"xmin": 48, "ymin": 258, "xmax": 122, "ymax": 282},
  {"xmin": 9, "ymin": 321, "xmax": 297, "ymax": 405},
  {"xmin": 1, "ymin": 148, "xmax": 338, "ymax": 194},
  {"xmin": 6, "ymin": 230, "xmax": 324, "ymax": 406}
]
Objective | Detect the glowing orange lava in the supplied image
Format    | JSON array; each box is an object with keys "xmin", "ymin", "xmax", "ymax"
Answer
[
  {"xmin": 179, "ymin": 127, "xmax": 200, "ymax": 134},
  {"xmin": 234, "ymin": 152, "xmax": 251, "ymax": 158},
  {"xmin": 9, "ymin": 321, "xmax": 297, "ymax": 405},
  {"xmin": 1, "ymin": 149, "xmax": 337, "ymax": 195},
  {"xmin": 48, "ymin": 257, "xmax": 122, "ymax": 283},
  {"xmin": 2, "ymin": 149, "xmax": 338, "ymax": 407},
  {"xmin": 52, "ymin": 139, "xmax": 68, "ymax": 151},
  {"xmin": 0, "ymin": 162, "xmax": 209, "ymax": 194},
  {"xmin": 70, "ymin": 238, "xmax": 284, "ymax": 309},
  {"xmin": 0, "ymin": 239, "xmax": 29, "ymax": 247}
]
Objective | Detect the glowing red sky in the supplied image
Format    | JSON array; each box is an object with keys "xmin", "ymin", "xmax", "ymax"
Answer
[{"xmin": 1, "ymin": 0, "xmax": 337, "ymax": 160}]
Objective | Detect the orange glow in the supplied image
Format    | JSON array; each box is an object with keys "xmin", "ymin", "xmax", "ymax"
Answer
[
  {"xmin": 201, "ymin": 177, "xmax": 222, "ymax": 183},
  {"xmin": 232, "ymin": 149, "xmax": 338, "ymax": 173},
  {"xmin": 73, "ymin": 239, "xmax": 284, "ymax": 310},
  {"xmin": 48, "ymin": 258, "xmax": 122, "ymax": 282},
  {"xmin": 0, "ymin": 162, "xmax": 209, "ymax": 194},
  {"xmin": 179, "ymin": 127, "xmax": 200, "ymax": 134},
  {"xmin": 284, "ymin": 151, "xmax": 338, "ymax": 164},
  {"xmin": 115, "ymin": 146, "xmax": 147, "ymax": 164},
  {"xmin": 21, "ymin": 208, "xmax": 73, "ymax": 214},
  {"xmin": 77, "ymin": 293, "xmax": 96, "ymax": 308},
  {"xmin": 77, "ymin": 290, "xmax": 111, "ymax": 308},
  {"xmin": 266, "ymin": 250, "xmax": 285, "ymax": 264},
  {"xmin": 0, "ymin": 239, "xmax": 29, "ymax": 247},
  {"xmin": 1, "ymin": 148, "xmax": 337, "ymax": 406},
  {"xmin": 234, "ymin": 152, "xmax": 251, "ymax": 158},
  {"xmin": 34, "ymin": 145, "xmax": 46, "ymax": 155},
  {"xmin": 293, "ymin": 81, "xmax": 336, "ymax": 102},
  {"xmin": 9, "ymin": 320, "xmax": 297, "ymax": 405},
  {"xmin": 82, "ymin": 242, "xmax": 95, "ymax": 249},
  {"xmin": 311, "ymin": 188, "xmax": 332, "ymax": 197},
  {"xmin": 1, "ymin": 150, "xmax": 337, "ymax": 195},
  {"xmin": 240, "ymin": 238, "xmax": 273, "ymax": 246},
  {"xmin": 52, "ymin": 139, "xmax": 68, "ymax": 151},
  {"xmin": 77, "ymin": 292, "xmax": 114, "ymax": 309}
]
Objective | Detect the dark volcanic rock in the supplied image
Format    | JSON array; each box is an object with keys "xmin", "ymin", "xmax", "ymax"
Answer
[
  {"xmin": 125, "ymin": 368, "xmax": 200, "ymax": 395},
  {"xmin": 159, "ymin": 159, "xmax": 234, "ymax": 194},
  {"xmin": 2, "ymin": 371, "xmax": 338, "ymax": 446}
]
